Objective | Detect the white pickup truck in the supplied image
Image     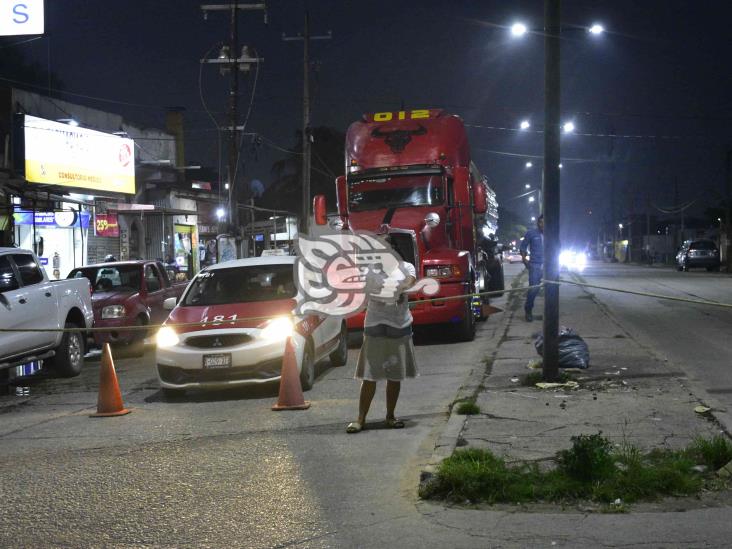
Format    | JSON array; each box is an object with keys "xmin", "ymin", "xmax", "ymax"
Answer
[{"xmin": 0, "ymin": 248, "xmax": 94, "ymax": 377}]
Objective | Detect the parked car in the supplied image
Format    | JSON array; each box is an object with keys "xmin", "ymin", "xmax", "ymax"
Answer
[
  {"xmin": 505, "ymin": 250, "xmax": 523, "ymax": 264},
  {"xmin": 155, "ymin": 256, "xmax": 348, "ymax": 397},
  {"xmin": 675, "ymin": 240, "xmax": 721, "ymax": 272},
  {"xmin": 68, "ymin": 260, "xmax": 187, "ymax": 355},
  {"xmin": 0, "ymin": 248, "xmax": 93, "ymax": 377}
]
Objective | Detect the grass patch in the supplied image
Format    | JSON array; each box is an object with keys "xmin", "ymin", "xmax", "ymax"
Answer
[
  {"xmin": 455, "ymin": 399, "xmax": 481, "ymax": 415},
  {"xmin": 420, "ymin": 433, "xmax": 732, "ymax": 506},
  {"xmin": 522, "ymin": 370, "xmax": 572, "ymax": 387}
]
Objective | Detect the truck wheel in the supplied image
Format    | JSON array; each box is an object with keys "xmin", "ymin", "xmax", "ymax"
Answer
[
  {"xmin": 47, "ymin": 322, "xmax": 84, "ymax": 377},
  {"xmin": 488, "ymin": 264, "xmax": 505, "ymax": 296},
  {"xmin": 455, "ymin": 299, "xmax": 476, "ymax": 342},
  {"xmin": 329, "ymin": 322, "xmax": 348, "ymax": 367},
  {"xmin": 299, "ymin": 343, "xmax": 315, "ymax": 391}
]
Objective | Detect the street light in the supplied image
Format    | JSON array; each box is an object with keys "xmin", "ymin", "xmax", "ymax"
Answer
[
  {"xmin": 519, "ymin": 119, "xmax": 531, "ymax": 130},
  {"xmin": 531, "ymin": 216, "xmax": 536, "ymax": 222},
  {"xmin": 216, "ymin": 207, "xmax": 225, "ymax": 220},
  {"xmin": 558, "ymin": 163, "xmax": 563, "ymax": 168},
  {"xmin": 528, "ymin": 196, "xmax": 535, "ymax": 203},
  {"xmin": 511, "ymin": 22, "xmax": 528, "ymax": 37},
  {"xmin": 588, "ymin": 23, "xmax": 605, "ymax": 35},
  {"xmin": 562, "ymin": 121, "xmax": 575, "ymax": 134},
  {"xmin": 525, "ymin": 161, "xmax": 533, "ymax": 168},
  {"xmin": 525, "ymin": 183, "xmax": 531, "ymax": 189}
]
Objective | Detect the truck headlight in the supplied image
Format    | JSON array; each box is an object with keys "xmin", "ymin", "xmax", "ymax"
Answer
[
  {"xmin": 156, "ymin": 326, "xmax": 180, "ymax": 348},
  {"xmin": 259, "ymin": 316, "xmax": 294, "ymax": 341},
  {"xmin": 425, "ymin": 265, "xmax": 461, "ymax": 278},
  {"xmin": 101, "ymin": 305, "xmax": 126, "ymax": 319}
]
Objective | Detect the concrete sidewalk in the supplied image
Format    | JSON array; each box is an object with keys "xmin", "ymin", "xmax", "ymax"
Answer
[
  {"xmin": 462, "ymin": 276, "xmax": 726, "ymax": 461},
  {"xmin": 417, "ymin": 273, "xmax": 732, "ymax": 547}
]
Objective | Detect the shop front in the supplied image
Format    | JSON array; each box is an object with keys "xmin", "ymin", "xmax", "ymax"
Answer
[{"xmin": 13, "ymin": 207, "xmax": 91, "ymax": 279}]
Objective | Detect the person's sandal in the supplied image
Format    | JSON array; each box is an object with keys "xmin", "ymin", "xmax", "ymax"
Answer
[
  {"xmin": 346, "ymin": 421, "xmax": 363, "ymax": 434},
  {"xmin": 385, "ymin": 418, "xmax": 405, "ymax": 429}
]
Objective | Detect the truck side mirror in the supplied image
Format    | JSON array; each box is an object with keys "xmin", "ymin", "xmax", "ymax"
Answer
[
  {"xmin": 336, "ymin": 175, "xmax": 348, "ymax": 218},
  {"xmin": 473, "ymin": 182, "xmax": 487, "ymax": 214},
  {"xmin": 313, "ymin": 195, "xmax": 327, "ymax": 226},
  {"xmin": 163, "ymin": 297, "xmax": 177, "ymax": 310}
]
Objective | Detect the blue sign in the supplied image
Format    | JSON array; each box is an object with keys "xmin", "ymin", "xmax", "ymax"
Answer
[
  {"xmin": 39, "ymin": 257, "xmax": 48, "ymax": 265},
  {"xmin": 13, "ymin": 210, "xmax": 90, "ymax": 229}
]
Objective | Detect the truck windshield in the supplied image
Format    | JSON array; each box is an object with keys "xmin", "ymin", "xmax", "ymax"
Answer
[
  {"xmin": 348, "ymin": 174, "xmax": 443, "ymax": 212},
  {"xmin": 182, "ymin": 264, "xmax": 295, "ymax": 306},
  {"xmin": 70, "ymin": 265, "xmax": 142, "ymax": 292}
]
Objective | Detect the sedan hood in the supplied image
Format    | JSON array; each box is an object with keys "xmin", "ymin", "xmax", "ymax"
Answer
[{"xmin": 166, "ymin": 298, "xmax": 297, "ymax": 334}]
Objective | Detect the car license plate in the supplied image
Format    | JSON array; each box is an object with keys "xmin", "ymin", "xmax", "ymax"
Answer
[{"xmin": 203, "ymin": 353, "xmax": 232, "ymax": 369}]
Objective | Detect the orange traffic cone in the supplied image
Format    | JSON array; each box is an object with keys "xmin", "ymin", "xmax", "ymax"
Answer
[
  {"xmin": 90, "ymin": 343, "xmax": 131, "ymax": 417},
  {"xmin": 482, "ymin": 304, "xmax": 504, "ymax": 317},
  {"xmin": 272, "ymin": 337, "xmax": 311, "ymax": 411}
]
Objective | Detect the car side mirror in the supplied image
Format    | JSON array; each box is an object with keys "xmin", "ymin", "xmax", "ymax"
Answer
[{"xmin": 163, "ymin": 297, "xmax": 177, "ymax": 310}]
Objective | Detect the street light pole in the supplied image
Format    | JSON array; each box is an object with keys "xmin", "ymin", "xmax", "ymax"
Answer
[{"xmin": 543, "ymin": 0, "xmax": 561, "ymax": 382}]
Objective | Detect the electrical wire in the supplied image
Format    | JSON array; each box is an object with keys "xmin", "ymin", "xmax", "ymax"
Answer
[{"xmin": 199, "ymin": 41, "xmax": 224, "ymax": 196}]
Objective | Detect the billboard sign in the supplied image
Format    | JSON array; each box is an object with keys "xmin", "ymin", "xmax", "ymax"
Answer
[
  {"xmin": 23, "ymin": 115, "xmax": 136, "ymax": 194},
  {"xmin": 0, "ymin": 1, "xmax": 44, "ymax": 36},
  {"xmin": 94, "ymin": 213, "xmax": 119, "ymax": 237}
]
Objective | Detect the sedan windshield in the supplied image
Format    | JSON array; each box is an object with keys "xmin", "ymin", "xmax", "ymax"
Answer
[
  {"xmin": 183, "ymin": 264, "xmax": 296, "ymax": 306},
  {"xmin": 690, "ymin": 241, "xmax": 716, "ymax": 250},
  {"xmin": 348, "ymin": 174, "xmax": 443, "ymax": 212},
  {"xmin": 70, "ymin": 265, "xmax": 141, "ymax": 292}
]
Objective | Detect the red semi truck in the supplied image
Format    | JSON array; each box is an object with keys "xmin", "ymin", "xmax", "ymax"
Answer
[{"xmin": 314, "ymin": 108, "xmax": 502, "ymax": 341}]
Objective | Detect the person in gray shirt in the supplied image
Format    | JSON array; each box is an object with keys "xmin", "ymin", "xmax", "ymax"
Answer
[{"xmin": 347, "ymin": 243, "xmax": 417, "ymax": 433}]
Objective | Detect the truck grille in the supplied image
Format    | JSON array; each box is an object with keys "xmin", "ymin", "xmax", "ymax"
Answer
[
  {"xmin": 185, "ymin": 334, "xmax": 252, "ymax": 348},
  {"xmin": 388, "ymin": 232, "xmax": 417, "ymax": 267}
]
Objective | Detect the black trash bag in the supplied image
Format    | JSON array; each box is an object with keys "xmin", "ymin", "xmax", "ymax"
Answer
[{"xmin": 534, "ymin": 326, "xmax": 590, "ymax": 369}]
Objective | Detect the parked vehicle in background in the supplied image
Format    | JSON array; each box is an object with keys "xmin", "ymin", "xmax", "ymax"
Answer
[
  {"xmin": 155, "ymin": 256, "xmax": 348, "ymax": 397},
  {"xmin": 675, "ymin": 240, "xmax": 721, "ymax": 272},
  {"xmin": 505, "ymin": 249, "xmax": 523, "ymax": 264},
  {"xmin": 68, "ymin": 260, "xmax": 187, "ymax": 356},
  {"xmin": 0, "ymin": 248, "xmax": 93, "ymax": 377}
]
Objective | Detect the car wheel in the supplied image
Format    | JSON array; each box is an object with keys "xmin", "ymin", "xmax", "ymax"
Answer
[
  {"xmin": 47, "ymin": 322, "xmax": 84, "ymax": 378},
  {"xmin": 455, "ymin": 299, "xmax": 476, "ymax": 342},
  {"xmin": 299, "ymin": 342, "xmax": 315, "ymax": 391},
  {"xmin": 329, "ymin": 322, "xmax": 348, "ymax": 367}
]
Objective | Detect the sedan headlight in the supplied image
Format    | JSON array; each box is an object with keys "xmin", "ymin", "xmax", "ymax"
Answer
[
  {"xmin": 259, "ymin": 316, "xmax": 294, "ymax": 342},
  {"xmin": 101, "ymin": 305, "xmax": 126, "ymax": 319},
  {"xmin": 156, "ymin": 326, "xmax": 180, "ymax": 348}
]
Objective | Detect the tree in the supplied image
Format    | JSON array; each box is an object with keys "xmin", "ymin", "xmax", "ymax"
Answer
[{"xmin": 259, "ymin": 126, "xmax": 345, "ymax": 217}]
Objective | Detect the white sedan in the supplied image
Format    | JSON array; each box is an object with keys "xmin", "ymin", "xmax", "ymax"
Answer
[{"xmin": 155, "ymin": 256, "xmax": 348, "ymax": 396}]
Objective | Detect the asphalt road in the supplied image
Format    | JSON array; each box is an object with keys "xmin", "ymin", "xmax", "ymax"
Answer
[
  {"xmin": 1, "ymin": 261, "xmax": 729, "ymax": 548},
  {"xmin": 0, "ymin": 296, "xmax": 504, "ymax": 548},
  {"xmin": 574, "ymin": 261, "xmax": 732, "ymax": 413}
]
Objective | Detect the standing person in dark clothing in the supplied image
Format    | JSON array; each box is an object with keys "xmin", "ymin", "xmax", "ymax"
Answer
[{"xmin": 520, "ymin": 215, "xmax": 544, "ymax": 322}]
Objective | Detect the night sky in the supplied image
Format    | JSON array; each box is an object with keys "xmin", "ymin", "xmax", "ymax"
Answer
[{"xmin": 15, "ymin": 0, "xmax": 732, "ymax": 245}]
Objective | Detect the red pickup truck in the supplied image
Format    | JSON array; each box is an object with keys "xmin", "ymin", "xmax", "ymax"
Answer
[{"xmin": 68, "ymin": 260, "xmax": 187, "ymax": 354}]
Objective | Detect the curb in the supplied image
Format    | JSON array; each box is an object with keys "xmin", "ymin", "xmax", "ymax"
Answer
[{"xmin": 419, "ymin": 275, "xmax": 523, "ymax": 485}]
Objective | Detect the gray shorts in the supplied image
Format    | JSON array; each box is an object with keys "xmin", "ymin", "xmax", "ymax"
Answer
[{"xmin": 355, "ymin": 334, "xmax": 418, "ymax": 382}]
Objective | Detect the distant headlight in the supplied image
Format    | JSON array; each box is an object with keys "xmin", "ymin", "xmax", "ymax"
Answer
[
  {"xmin": 259, "ymin": 316, "xmax": 294, "ymax": 341},
  {"xmin": 101, "ymin": 305, "xmax": 126, "ymax": 319},
  {"xmin": 156, "ymin": 326, "xmax": 180, "ymax": 348},
  {"xmin": 559, "ymin": 250, "xmax": 586, "ymax": 272}
]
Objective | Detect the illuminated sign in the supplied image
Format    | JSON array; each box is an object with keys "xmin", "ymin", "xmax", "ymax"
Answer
[
  {"xmin": 95, "ymin": 213, "xmax": 119, "ymax": 237},
  {"xmin": 0, "ymin": 1, "xmax": 44, "ymax": 36},
  {"xmin": 23, "ymin": 115, "xmax": 136, "ymax": 194},
  {"xmin": 13, "ymin": 209, "xmax": 90, "ymax": 229},
  {"xmin": 365, "ymin": 109, "xmax": 442, "ymax": 123}
]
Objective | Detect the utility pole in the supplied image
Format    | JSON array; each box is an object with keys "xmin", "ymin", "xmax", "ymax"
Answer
[
  {"xmin": 201, "ymin": 3, "xmax": 266, "ymax": 254},
  {"xmin": 542, "ymin": 0, "xmax": 561, "ymax": 382},
  {"xmin": 283, "ymin": 12, "xmax": 331, "ymax": 236}
]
